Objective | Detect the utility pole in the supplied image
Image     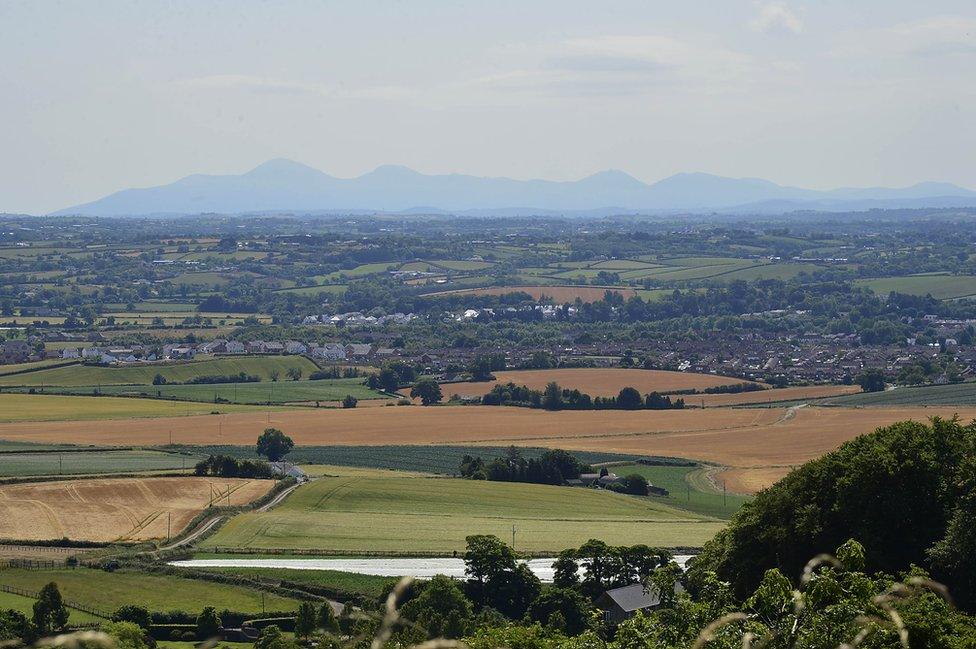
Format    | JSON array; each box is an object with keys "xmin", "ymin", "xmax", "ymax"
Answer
[
  {"xmin": 167, "ymin": 512, "xmax": 171, "ymax": 541},
  {"xmin": 723, "ymin": 481, "xmax": 727, "ymax": 507},
  {"xmin": 59, "ymin": 454, "xmax": 63, "ymax": 475},
  {"xmin": 512, "ymin": 524, "xmax": 517, "ymax": 551}
]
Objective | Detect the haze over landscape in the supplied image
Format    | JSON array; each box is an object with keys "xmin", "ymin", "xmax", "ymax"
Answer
[{"xmin": 5, "ymin": 2, "xmax": 976, "ymax": 648}]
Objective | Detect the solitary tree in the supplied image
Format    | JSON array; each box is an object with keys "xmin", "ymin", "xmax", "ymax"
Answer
[
  {"xmin": 32, "ymin": 582, "xmax": 68, "ymax": 636},
  {"xmin": 256, "ymin": 428, "xmax": 294, "ymax": 462},
  {"xmin": 341, "ymin": 394, "xmax": 358, "ymax": 408},
  {"xmin": 410, "ymin": 378, "xmax": 443, "ymax": 406},
  {"xmin": 269, "ymin": 370, "xmax": 280, "ymax": 382},
  {"xmin": 286, "ymin": 367, "xmax": 303, "ymax": 381}
]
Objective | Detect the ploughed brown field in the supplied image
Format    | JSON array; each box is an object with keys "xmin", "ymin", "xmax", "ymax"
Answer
[
  {"xmin": 443, "ymin": 368, "xmax": 760, "ymax": 398},
  {"xmin": 0, "ymin": 477, "xmax": 273, "ymax": 542},
  {"xmin": 2, "ymin": 404, "xmax": 975, "ymax": 494},
  {"xmin": 423, "ymin": 285, "xmax": 638, "ymax": 302}
]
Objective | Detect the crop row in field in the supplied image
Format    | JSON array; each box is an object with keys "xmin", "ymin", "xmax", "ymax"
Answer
[
  {"xmin": 0, "ymin": 449, "xmax": 201, "ymax": 477},
  {"xmin": 820, "ymin": 382, "xmax": 976, "ymax": 407},
  {"xmin": 0, "ymin": 476, "xmax": 274, "ymax": 542},
  {"xmin": 202, "ymin": 467, "xmax": 725, "ymax": 552}
]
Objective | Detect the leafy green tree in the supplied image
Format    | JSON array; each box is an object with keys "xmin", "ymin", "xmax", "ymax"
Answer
[
  {"xmin": 410, "ymin": 378, "xmax": 443, "ymax": 405},
  {"xmin": 341, "ymin": 394, "xmax": 358, "ymax": 408},
  {"xmin": 552, "ymin": 550, "xmax": 580, "ymax": 589},
  {"xmin": 856, "ymin": 367, "xmax": 886, "ymax": 392},
  {"xmin": 399, "ymin": 575, "xmax": 473, "ymax": 639},
  {"xmin": 542, "ymin": 381, "xmax": 563, "ymax": 410},
  {"xmin": 528, "ymin": 588, "xmax": 591, "ymax": 635},
  {"xmin": 254, "ymin": 624, "xmax": 297, "ymax": 649},
  {"xmin": 256, "ymin": 427, "xmax": 294, "ymax": 461},
  {"xmin": 270, "ymin": 370, "xmax": 280, "ymax": 382},
  {"xmin": 294, "ymin": 601, "xmax": 316, "ymax": 638},
  {"xmin": 102, "ymin": 621, "xmax": 149, "ymax": 649},
  {"xmin": 112, "ymin": 605, "xmax": 151, "ymax": 629},
  {"xmin": 464, "ymin": 534, "xmax": 517, "ymax": 586},
  {"xmin": 317, "ymin": 602, "xmax": 339, "ymax": 633},
  {"xmin": 616, "ymin": 386, "xmax": 643, "ymax": 410},
  {"xmin": 195, "ymin": 606, "xmax": 221, "ymax": 640},
  {"xmin": 286, "ymin": 367, "xmax": 303, "ymax": 381},
  {"xmin": 691, "ymin": 417, "xmax": 976, "ymax": 600},
  {"xmin": 614, "ymin": 474, "xmax": 649, "ymax": 496},
  {"xmin": 152, "ymin": 373, "xmax": 167, "ymax": 386},
  {"xmin": 32, "ymin": 582, "xmax": 68, "ymax": 636},
  {"xmin": 0, "ymin": 609, "xmax": 35, "ymax": 643}
]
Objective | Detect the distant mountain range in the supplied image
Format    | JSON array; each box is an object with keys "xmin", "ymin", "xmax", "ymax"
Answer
[{"xmin": 51, "ymin": 158, "xmax": 976, "ymax": 216}]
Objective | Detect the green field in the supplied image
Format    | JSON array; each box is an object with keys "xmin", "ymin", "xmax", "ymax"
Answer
[
  {"xmin": 0, "ymin": 568, "xmax": 299, "ymax": 614},
  {"xmin": 0, "ymin": 589, "xmax": 102, "ymax": 625},
  {"xmin": 202, "ymin": 467, "xmax": 725, "ymax": 553},
  {"xmin": 317, "ymin": 262, "xmax": 398, "ymax": 281},
  {"xmin": 821, "ymin": 382, "xmax": 976, "ymax": 407},
  {"xmin": 19, "ymin": 378, "xmax": 386, "ymax": 406},
  {"xmin": 0, "ymin": 356, "xmax": 320, "ymax": 387},
  {"xmin": 0, "ymin": 359, "xmax": 77, "ymax": 376},
  {"xmin": 196, "ymin": 566, "xmax": 396, "ymax": 602},
  {"xmin": 0, "ymin": 393, "xmax": 263, "ymax": 422},
  {"xmin": 606, "ymin": 464, "xmax": 749, "ymax": 519},
  {"xmin": 0, "ymin": 449, "xmax": 201, "ymax": 477},
  {"xmin": 857, "ymin": 274, "xmax": 976, "ymax": 300},
  {"xmin": 173, "ymin": 444, "xmax": 654, "ymax": 475}
]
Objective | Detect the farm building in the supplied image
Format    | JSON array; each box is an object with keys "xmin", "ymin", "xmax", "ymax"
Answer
[{"xmin": 596, "ymin": 582, "xmax": 683, "ymax": 625}]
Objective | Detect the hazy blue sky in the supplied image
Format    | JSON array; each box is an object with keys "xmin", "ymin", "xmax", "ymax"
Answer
[{"xmin": 2, "ymin": 1, "xmax": 974, "ymax": 214}]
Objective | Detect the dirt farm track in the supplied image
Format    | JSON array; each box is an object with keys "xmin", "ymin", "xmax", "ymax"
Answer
[{"xmin": 3, "ymin": 404, "xmax": 975, "ymax": 493}]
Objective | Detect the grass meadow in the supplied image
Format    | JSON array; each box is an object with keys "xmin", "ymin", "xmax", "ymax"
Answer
[
  {"xmin": 0, "ymin": 568, "xmax": 299, "ymax": 614},
  {"xmin": 0, "ymin": 393, "xmax": 262, "ymax": 422},
  {"xmin": 202, "ymin": 467, "xmax": 724, "ymax": 553}
]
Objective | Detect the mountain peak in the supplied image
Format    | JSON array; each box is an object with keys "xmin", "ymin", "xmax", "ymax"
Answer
[
  {"xmin": 244, "ymin": 158, "xmax": 326, "ymax": 179},
  {"xmin": 49, "ymin": 162, "xmax": 976, "ymax": 216}
]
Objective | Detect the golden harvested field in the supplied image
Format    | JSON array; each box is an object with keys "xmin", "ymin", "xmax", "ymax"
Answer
[
  {"xmin": 0, "ymin": 405, "xmax": 777, "ymax": 447},
  {"xmin": 445, "ymin": 368, "xmax": 759, "ymax": 398},
  {"xmin": 2, "ymin": 404, "xmax": 973, "ymax": 495},
  {"xmin": 423, "ymin": 285, "xmax": 639, "ymax": 302},
  {"xmin": 677, "ymin": 384, "xmax": 861, "ymax": 407},
  {"xmin": 0, "ymin": 477, "xmax": 273, "ymax": 542}
]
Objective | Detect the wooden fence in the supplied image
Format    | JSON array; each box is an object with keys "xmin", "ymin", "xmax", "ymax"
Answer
[{"xmin": 0, "ymin": 583, "xmax": 112, "ymax": 620}]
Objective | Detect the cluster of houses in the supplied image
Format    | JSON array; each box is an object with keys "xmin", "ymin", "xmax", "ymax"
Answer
[
  {"xmin": 301, "ymin": 312, "xmax": 416, "ymax": 327},
  {"xmin": 454, "ymin": 304, "xmax": 578, "ymax": 322},
  {"xmin": 55, "ymin": 340, "xmax": 392, "ymax": 365},
  {"xmin": 0, "ymin": 339, "xmax": 34, "ymax": 364}
]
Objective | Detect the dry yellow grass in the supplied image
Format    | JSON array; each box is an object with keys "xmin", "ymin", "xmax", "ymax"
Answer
[
  {"xmin": 0, "ymin": 477, "xmax": 273, "ymax": 542},
  {"xmin": 445, "ymin": 368, "xmax": 758, "ymax": 398},
  {"xmin": 0, "ymin": 405, "xmax": 778, "ymax": 446}
]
